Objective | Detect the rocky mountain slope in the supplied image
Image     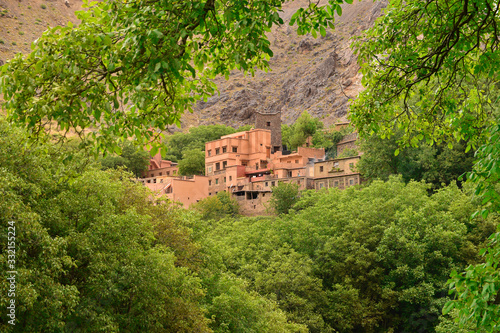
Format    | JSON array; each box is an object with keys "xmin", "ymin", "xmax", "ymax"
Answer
[
  {"xmin": 189, "ymin": 0, "xmax": 387, "ymax": 129},
  {"xmin": 0, "ymin": 0, "xmax": 82, "ymax": 64},
  {"xmin": 0, "ymin": 0, "xmax": 386, "ymax": 128}
]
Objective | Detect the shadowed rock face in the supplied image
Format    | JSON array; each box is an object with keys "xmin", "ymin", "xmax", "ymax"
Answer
[{"xmin": 190, "ymin": 0, "xmax": 388, "ymax": 129}]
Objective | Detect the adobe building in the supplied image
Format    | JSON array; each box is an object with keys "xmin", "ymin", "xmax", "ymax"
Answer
[
  {"xmin": 140, "ymin": 151, "xmax": 208, "ymax": 207},
  {"xmin": 144, "ymin": 151, "xmax": 179, "ymax": 178},
  {"xmin": 205, "ymin": 127, "xmax": 326, "ymax": 214},
  {"xmin": 141, "ymin": 175, "xmax": 209, "ymax": 208},
  {"xmin": 313, "ymin": 155, "xmax": 362, "ymax": 190}
]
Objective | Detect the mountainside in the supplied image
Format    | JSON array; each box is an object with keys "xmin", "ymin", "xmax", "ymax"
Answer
[
  {"xmin": 0, "ymin": 0, "xmax": 386, "ymax": 129},
  {"xmin": 188, "ymin": 0, "xmax": 387, "ymax": 129}
]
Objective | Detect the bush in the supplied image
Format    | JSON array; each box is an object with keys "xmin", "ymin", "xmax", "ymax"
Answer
[{"xmin": 269, "ymin": 181, "xmax": 300, "ymax": 215}]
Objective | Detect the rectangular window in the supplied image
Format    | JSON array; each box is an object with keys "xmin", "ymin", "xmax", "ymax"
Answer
[
  {"xmin": 272, "ymin": 181, "xmax": 275, "ymax": 186},
  {"xmin": 229, "ymin": 176, "xmax": 232, "ymax": 181},
  {"xmin": 208, "ymin": 150, "xmax": 212, "ymax": 157},
  {"xmin": 295, "ymin": 160, "xmax": 299, "ymax": 163},
  {"xmin": 167, "ymin": 171, "xmax": 170, "ymax": 176},
  {"xmin": 150, "ymin": 173, "xmax": 154, "ymax": 177},
  {"xmin": 216, "ymin": 163, "xmax": 220, "ymax": 170},
  {"xmin": 287, "ymin": 171, "xmax": 292, "ymax": 177},
  {"xmin": 334, "ymin": 181, "xmax": 339, "ymax": 187},
  {"xmin": 349, "ymin": 163, "xmax": 354, "ymax": 170},
  {"xmin": 319, "ymin": 182, "xmax": 324, "ymax": 188},
  {"xmin": 232, "ymin": 147, "xmax": 238, "ymax": 153},
  {"xmin": 209, "ymin": 180, "xmax": 212, "ymax": 186},
  {"xmin": 207, "ymin": 166, "xmax": 212, "ymax": 174},
  {"xmin": 349, "ymin": 179, "xmax": 354, "ymax": 185},
  {"xmin": 216, "ymin": 148, "xmax": 220, "ymax": 155},
  {"xmin": 159, "ymin": 172, "xmax": 162, "ymax": 176},
  {"xmin": 266, "ymin": 121, "xmax": 271, "ymax": 127},
  {"xmin": 222, "ymin": 146, "xmax": 227, "ymax": 153},
  {"xmin": 320, "ymin": 166, "xmax": 324, "ymax": 172},
  {"xmin": 215, "ymin": 178, "xmax": 219, "ymax": 185},
  {"xmin": 223, "ymin": 161, "xmax": 227, "ymax": 169},
  {"xmin": 224, "ymin": 177, "xmax": 226, "ymax": 183},
  {"xmin": 265, "ymin": 182, "xmax": 268, "ymax": 187}
]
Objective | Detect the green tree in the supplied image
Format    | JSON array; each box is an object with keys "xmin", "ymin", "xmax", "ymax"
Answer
[
  {"xmin": 100, "ymin": 141, "xmax": 150, "ymax": 177},
  {"xmin": 283, "ymin": 111, "xmax": 324, "ymax": 149},
  {"xmin": 348, "ymin": 0, "xmax": 500, "ymax": 329},
  {"xmin": 178, "ymin": 148, "xmax": 205, "ymax": 176},
  {"xmin": 192, "ymin": 191, "xmax": 239, "ymax": 221},
  {"xmin": 164, "ymin": 124, "xmax": 237, "ymax": 162},
  {"xmin": 269, "ymin": 182, "xmax": 300, "ymax": 215},
  {"xmin": 0, "ymin": 0, "xmax": 342, "ymax": 155},
  {"xmin": 357, "ymin": 132, "xmax": 474, "ymax": 190}
]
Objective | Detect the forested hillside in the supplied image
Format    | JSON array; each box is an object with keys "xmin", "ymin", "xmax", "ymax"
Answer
[
  {"xmin": 1, "ymin": 0, "xmax": 500, "ymax": 332},
  {"xmin": 0, "ymin": 120, "xmax": 497, "ymax": 332}
]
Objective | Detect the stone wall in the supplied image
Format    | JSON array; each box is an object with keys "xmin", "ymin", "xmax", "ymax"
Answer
[{"xmin": 255, "ymin": 111, "xmax": 282, "ymax": 153}]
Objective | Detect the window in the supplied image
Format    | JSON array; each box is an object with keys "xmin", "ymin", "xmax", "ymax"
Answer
[
  {"xmin": 209, "ymin": 192, "xmax": 212, "ymax": 196},
  {"xmin": 266, "ymin": 121, "xmax": 271, "ymax": 127},
  {"xmin": 349, "ymin": 163, "xmax": 354, "ymax": 170},
  {"xmin": 272, "ymin": 181, "xmax": 275, "ymax": 186},
  {"xmin": 216, "ymin": 163, "xmax": 220, "ymax": 170},
  {"xmin": 232, "ymin": 147, "xmax": 238, "ymax": 153},
  {"xmin": 334, "ymin": 181, "xmax": 339, "ymax": 187},
  {"xmin": 295, "ymin": 160, "xmax": 299, "ymax": 163},
  {"xmin": 265, "ymin": 182, "xmax": 268, "ymax": 187},
  {"xmin": 215, "ymin": 178, "xmax": 219, "ymax": 185},
  {"xmin": 334, "ymin": 162, "xmax": 339, "ymax": 168},
  {"xmin": 224, "ymin": 177, "xmax": 226, "ymax": 183},
  {"xmin": 208, "ymin": 150, "xmax": 212, "ymax": 157},
  {"xmin": 287, "ymin": 161, "xmax": 291, "ymax": 164},
  {"xmin": 229, "ymin": 176, "xmax": 232, "ymax": 181},
  {"xmin": 160, "ymin": 179, "xmax": 163, "ymax": 183},
  {"xmin": 349, "ymin": 179, "xmax": 354, "ymax": 185},
  {"xmin": 166, "ymin": 171, "xmax": 170, "ymax": 176},
  {"xmin": 209, "ymin": 180, "xmax": 212, "ymax": 186},
  {"xmin": 320, "ymin": 166, "xmax": 324, "ymax": 172},
  {"xmin": 287, "ymin": 171, "xmax": 293, "ymax": 177},
  {"xmin": 223, "ymin": 161, "xmax": 227, "ymax": 169},
  {"xmin": 150, "ymin": 173, "xmax": 154, "ymax": 177},
  {"xmin": 216, "ymin": 148, "xmax": 220, "ymax": 155},
  {"xmin": 255, "ymin": 163, "xmax": 259, "ymax": 170},
  {"xmin": 159, "ymin": 172, "xmax": 162, "ymax": 176},
  {"xmin": 222, "ymin": 146, "xmax": 227, "ymax": 153},
  {"xmin": 207, "ymin": 166, "xmax": 212, "ymax": 174},
  {"xmin": 319, "ymin": 182, "xmax": 324, "ymax": 189}
]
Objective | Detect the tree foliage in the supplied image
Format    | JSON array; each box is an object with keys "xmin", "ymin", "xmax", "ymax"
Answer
[
  {"xmin": 357, "ymin": 132, "xmax": 474, "ymax": 190},
  {"xmin": 99, "ymin": 140, "xmax": 150, "ymax": 177},
  {"xmin": 269, "ymin": 181, "xmax": 300, "ymax": 215},
  {"xmin": 178, "ymin": 148, "xmax": 206, "ymax": 176},
  {"xmin": 349, "ymin": 0, "xmax": 500, "ymax": 329},
  {"xmin": 164, "ymin": 124, "xmax": 237, "ymax": 162},
  {"xmin": 193, "ymin": 177, "xmax": 497, "ymax": 332},
  {"xmin": 0, "ymin": 0, "xmax": 343, "ymax": 155}
]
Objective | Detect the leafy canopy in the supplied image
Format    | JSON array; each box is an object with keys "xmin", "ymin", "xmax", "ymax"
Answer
[
  {"xmin": 0, "ymin": 0, "xmax": 345, "ymax": 155},
  {"xmin": 349, "ymin": 0, "xmax": 500, "ymax": 330}
]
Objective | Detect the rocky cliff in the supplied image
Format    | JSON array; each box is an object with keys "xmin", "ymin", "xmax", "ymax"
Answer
[{"xmin": 0, "ymin": 0, "xmax": 387, "ymax": 128}]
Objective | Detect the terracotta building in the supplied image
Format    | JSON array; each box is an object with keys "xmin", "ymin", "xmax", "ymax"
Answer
[
  {"xmin": 141, "ymin": 175, "xmax": 209, "ymax": 208},
  {"xmin": 205, "ymin": 127, "xmax": 325, "ymax": 214},
  {"xmin": 313, "ymin": 155, "xmax": 362, "ymax": 190}
]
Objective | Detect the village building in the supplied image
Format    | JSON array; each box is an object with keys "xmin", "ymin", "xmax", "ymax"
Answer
[
  {"xmin": 313, "ymin": 155, "xmax": 362, "ymax": 190},
  {"xmin": 140, "ymin": 151, "xmax": 208, "ymax": 207},
  {"xmin": 140, "ymin": 117, "xmax": 362, "ymax": 213}
]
